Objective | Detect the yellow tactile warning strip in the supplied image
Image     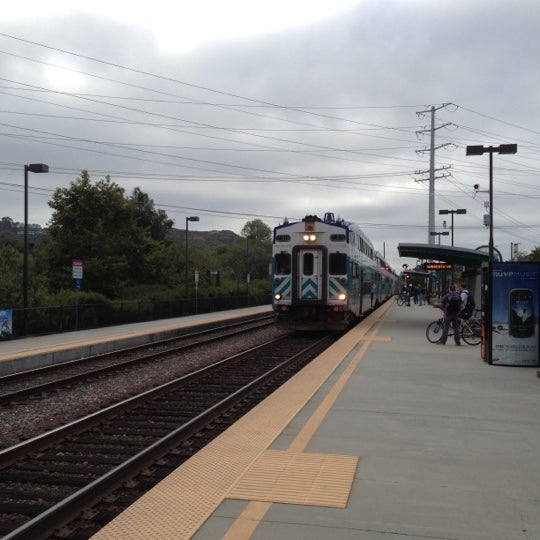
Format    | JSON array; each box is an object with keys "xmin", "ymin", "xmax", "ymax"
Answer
[
  {"xmin": 91, "ymin": 300, "xmax": 393, "ymax": 540},
  {"xmin": 223, "ymin": 313, "xmax": 391, "ymax": 538},
  {"xmin": 228, "ymin": 449, "xmax": 358, "ymax": 507}
]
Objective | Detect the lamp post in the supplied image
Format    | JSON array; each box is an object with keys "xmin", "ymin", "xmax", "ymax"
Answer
[
  {"xmin": 184, "ymin": 216, "xmax": 199, "ymax": 306},
  {"xmin": 430, "ymin": 231, "xmax": 449, "ymax": 245},
  {"xmin": 430, "ymin": 231, "xmax": 450, "ymax": 292},
  {"xmin": 246, "ymin": 235, "xmax": 255, "ymax": 307},
  {"xmin": 23, "ymin": 163, "xmax": 49, "ymax": 334},
  {"xmin": 466, "ymin": 143, "xmax": 517, "ymax": 363},
  {"xmin": 438, "ymin": 208, "xmax": 466, "ymax": 246}
]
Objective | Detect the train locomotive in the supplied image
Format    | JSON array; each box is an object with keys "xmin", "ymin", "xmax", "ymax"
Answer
[{"xmin": 272, "ymin": 212, "xmax": 397, "ymax": 330}]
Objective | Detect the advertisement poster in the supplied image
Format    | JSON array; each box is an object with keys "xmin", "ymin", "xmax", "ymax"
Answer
[
  {"xmin": 491, "ymin": 262, "xmax": 539, "ymax": 366},
  {"xmin": 0, "ymin": 309, "xmax": 13, "ymax": 339}
]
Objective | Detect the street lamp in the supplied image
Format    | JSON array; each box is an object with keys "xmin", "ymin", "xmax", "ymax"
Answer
[
  {"xmin": 246, "ymin": 234, "xmax": 255, "ymax": 307},
  {"xmin": 185, "ymin": 216, "xmax": 199, "ymax": 305},
  {"xmin": 438, "ymin": 208, "xmax": 466, "ymax": 246},
  {"xmin": 430, "ymin": 231, "xmax": 449, "ymax": 245},
  {"xmin": 466, "ymin": 143, "xmax": 517, "ymax": 363},
  {"xmin": 430, "ymin": 231, "xmax": 450, "ymax": 293},
  {"xmin": 23, "ymin": 163, "xmax": 49, "ymax": 334}
]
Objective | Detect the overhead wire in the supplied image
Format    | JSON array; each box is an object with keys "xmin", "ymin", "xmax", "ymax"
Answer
[{"xmin": 0, "ymin": 34, "xmax": 538, "ymax": 249}]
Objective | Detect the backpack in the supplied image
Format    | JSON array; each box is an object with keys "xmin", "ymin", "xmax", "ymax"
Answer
[
  {"xmin": 445, "ymin": 293, "xmax": 462, "ymax": 315},
  {"xmin": 462, "ymin": 292, "xmax": 475, "ymax": 315}
]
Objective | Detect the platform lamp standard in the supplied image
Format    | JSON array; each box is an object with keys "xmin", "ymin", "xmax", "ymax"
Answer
[
  {"xmin": 185, "ymin": 216, "xmax": 200, "ymax": 308},
  {"xmin": 23, "ymin": 163, "xmax": 49, "ymax": 335},
  {"xmin": 430, "ymin": 231, "xmax": 450, "ymax": 292},
  {"xmin": 466, "ymin": 144, "xmax": 517, "ymax": 363},
  {"xmin": 429, "ymin": 231, "xmax": 449, "ymax": 245},
  {"xmin": 246, "ymin": 234, "xmax": 255, "ymax": 307},
  {"xmin": 438, "ymin": 209, "xmax": 466, "ymax": 246}
]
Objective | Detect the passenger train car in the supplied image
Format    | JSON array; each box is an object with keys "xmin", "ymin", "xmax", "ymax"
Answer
[{"xmin": 272, "ymin": 213, "xmax": 397, "ymax": 330}]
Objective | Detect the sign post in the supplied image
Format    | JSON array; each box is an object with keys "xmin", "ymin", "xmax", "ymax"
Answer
[
  {"xmin": 194, "ymin": 270, "xmax": 199, "ymax": 314},
  {"xmin": 72, "ymin": 260, "xmax": 83, "ymax": 329}
]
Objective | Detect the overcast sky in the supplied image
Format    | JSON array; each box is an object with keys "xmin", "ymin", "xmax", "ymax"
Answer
[{"xmin": 1, "ymin": 0, "xmax": 539, "ymax": 270}]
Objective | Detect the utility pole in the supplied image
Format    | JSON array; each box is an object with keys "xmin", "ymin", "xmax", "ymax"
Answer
[{"xmin": 415, "ymin": 104, "xmax": 454, "ymax": 244}]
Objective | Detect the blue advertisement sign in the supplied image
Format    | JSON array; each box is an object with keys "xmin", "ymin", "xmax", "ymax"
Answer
[
  {"xmin": 0, "ymin": 309, "xmax": 13, "ymax": 339},
  {"xmin": 492, "ymin": 262, "xmax": 539, "ymax": 366}
]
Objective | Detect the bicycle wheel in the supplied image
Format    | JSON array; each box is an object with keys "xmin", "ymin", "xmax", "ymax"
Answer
[
  {"xmin": 396, "ymin": 296, "xmax": 404, "ymax": 306},
  {"xmin": 462, "ymin": 320, "xmax": 482, "ymax": 345},
  {"xmin": 426, "ymin": 320, "xmax": 443, "ymax": 343}
]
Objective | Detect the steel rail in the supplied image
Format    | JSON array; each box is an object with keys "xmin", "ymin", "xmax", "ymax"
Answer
[
  {"xmin": 1, "ymin": 334, "xmax": 331, "ymax": 540},
  {"xmin": 0, "ymin": 315, "xmax": 274, "ymax": 404}
]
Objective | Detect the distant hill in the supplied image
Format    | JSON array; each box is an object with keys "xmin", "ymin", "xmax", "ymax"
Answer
[
  {"xmin": 166, "ymin": 228, "xmax": 238, "ymax": 247},
  {"xmin": 0, "ymin": 217, "xmax": 238, "ymax": 248}
]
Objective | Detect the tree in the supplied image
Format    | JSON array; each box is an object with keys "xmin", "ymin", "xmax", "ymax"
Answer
[
  {"xmin": 241, "ymin": 218, "xmax": 272, "ymax": 242},
  {"xmin": 130, "ymin": 187, "xmax": 174, "ymax": 241},
  {"xmin": 1, "ymin": 217, "xmax": 14, "ymax": 232},
  {"xmin": 43, "ymin": 171, "xmax": 171, "ymax": 298},
  {"xmin": 215, "ymin": 219, "xmax": 272, "ymax": 296},
  {"xmin": 0, "ymin": 245, "xmax": 22, "ymax": 307},
  {"xmin": 525, "ymin": 246, "xmax": 540, "ymax": 262}
]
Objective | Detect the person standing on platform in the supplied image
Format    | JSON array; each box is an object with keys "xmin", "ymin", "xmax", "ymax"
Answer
[
  {"xmin": 434, "ymin": 285, "xmax": 462, "ymax": 345},
  {"xmin": 418, "ymin": 287, "xmax": 426, "ymax": 306}
]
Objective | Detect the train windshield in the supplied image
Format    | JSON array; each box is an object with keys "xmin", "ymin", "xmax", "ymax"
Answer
[
  {"xmin": 329, "ymin": 253, "xmax": 347, "ymax": 275},
  {"xmin": 274, "ymin": 253, "xmax": 291, "ymax": 274}
]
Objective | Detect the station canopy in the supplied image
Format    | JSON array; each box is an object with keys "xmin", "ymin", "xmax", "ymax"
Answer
[{"xmin": 398, "ymin": 243, "xmax": 489, "ymax": 266}]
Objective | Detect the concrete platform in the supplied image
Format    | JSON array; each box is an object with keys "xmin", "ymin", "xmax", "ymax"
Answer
[
  {"xmin": 93, "ymin": 300, "xmax": 540, "ymax": 540},
  {"xmin": 0, "ymin": 306, "xmax": 272, "ymax": 376}
]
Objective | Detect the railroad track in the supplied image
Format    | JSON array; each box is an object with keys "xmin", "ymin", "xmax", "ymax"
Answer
[
  {"xmin": 0, "ymin": 314, "xmax": 275, "ymax": 404},
  {"xmin": 0, "ymin": 332, "xmax": 336, "ymax": 539}
]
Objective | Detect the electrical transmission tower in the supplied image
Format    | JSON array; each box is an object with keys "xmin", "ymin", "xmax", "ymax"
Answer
[{"xmin": 415, "ymin": 104, "xmax": 454, "ymax": 244}]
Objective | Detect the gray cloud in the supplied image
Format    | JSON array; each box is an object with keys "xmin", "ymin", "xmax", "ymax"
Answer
[{"xmin": 1, "ymin": 0, "xmax": 539, "ymax": 270}]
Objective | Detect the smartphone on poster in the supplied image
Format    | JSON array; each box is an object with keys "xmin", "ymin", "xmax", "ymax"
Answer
[{"xmin": 509, "ymin": 288, "xmax": 534, "ymax": 338}]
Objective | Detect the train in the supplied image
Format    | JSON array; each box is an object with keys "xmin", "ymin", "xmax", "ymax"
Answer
[{"xmin": 271, "ymin": 212, "xmax": 398, "ymax": 330}]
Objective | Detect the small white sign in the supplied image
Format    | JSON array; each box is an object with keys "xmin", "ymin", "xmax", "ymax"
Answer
[{"xmin": 72, "ymin": 260, "xmax": 83, "ymax": 279}]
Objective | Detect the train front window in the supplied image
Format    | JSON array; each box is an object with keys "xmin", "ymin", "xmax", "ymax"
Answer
[
  {"xmin": 329, "ymin": 253, "xmax": 347, "ymax": 275},
  {"xmin": 303, "ymin": 253, "xmax": 314, "ymax": 275},
  {"xmin": 275, "ymin": 253, "xmax": 291, "ymax": 274}
]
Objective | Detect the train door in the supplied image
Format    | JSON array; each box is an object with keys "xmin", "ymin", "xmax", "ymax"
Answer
[{"xmin": 295, "ymin": 248, "xmax": 325, "ymax": 301}]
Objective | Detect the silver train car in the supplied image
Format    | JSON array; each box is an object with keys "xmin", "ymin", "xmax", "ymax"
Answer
[{"xmin": 272, "ymin": 213, "xmax": 398, "ymax": 330}]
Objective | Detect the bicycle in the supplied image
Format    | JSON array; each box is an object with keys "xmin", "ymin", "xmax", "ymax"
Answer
[
  {"xmin": 395, "ymin": 292, "xmax": 409, "ymax": 306},
  {"xmin": 426, "ymin": 309, "xmax": 482, "ymax": 345}
]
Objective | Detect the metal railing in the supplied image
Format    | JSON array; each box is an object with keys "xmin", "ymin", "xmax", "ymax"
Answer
[{"xmin": 3, "ymin": 294, "xmax": 272, "ymax": 338}]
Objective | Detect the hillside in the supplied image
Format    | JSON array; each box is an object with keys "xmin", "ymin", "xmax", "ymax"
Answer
[
  {"xmin": 0, "ymin": 221, "xmax": 238, "ymax": 248},
  {"xmin": 165, "ymin": 228, "xmax": 238, "ymax": 247}
]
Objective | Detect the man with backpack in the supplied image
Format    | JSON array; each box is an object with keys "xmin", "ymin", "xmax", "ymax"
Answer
[
  {"xmin": 460, "ymin": 283, "xmax": 475, "ymax": 319},
  {"xmin": 435, "ymin": 285, "xmax": 462, "ymax": 345}
]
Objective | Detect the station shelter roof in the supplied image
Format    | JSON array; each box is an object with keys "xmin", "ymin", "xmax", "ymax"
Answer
[{"xmin": 398, "ymin": 243, "xmax": 489, "ymax": 266}]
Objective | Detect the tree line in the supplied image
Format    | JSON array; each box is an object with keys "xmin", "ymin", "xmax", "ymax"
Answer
[{"xmin": 0, "ymin": 171, "xmax": 272, "ymax": 311}]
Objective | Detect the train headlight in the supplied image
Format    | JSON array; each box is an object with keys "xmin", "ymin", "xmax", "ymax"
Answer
[
  {"xmin": 303, "ymin": 234, "xmax": 317, "ymax": 242},
  {"xmin": 337, "ymin": 293, "xmax": 347, "ymax": 301},
  {"xmin": 274, "ymin": 293, "xmax": 282, "ymax": 301}
]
